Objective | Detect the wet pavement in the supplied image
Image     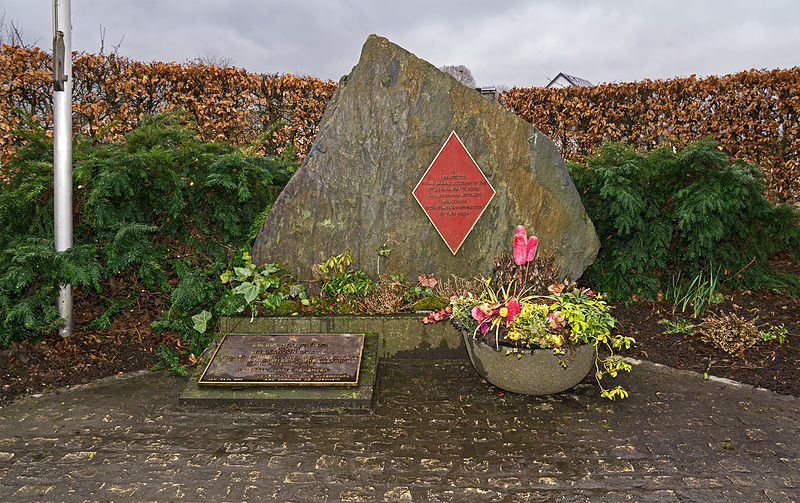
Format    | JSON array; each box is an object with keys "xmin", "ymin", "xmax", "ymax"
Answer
[{"xmin": 0, "ymin": 358, "xmax": 798, "ymax": 502}]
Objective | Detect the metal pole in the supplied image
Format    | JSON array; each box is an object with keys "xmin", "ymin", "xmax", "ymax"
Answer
[{"xmin": 53, "ymin": 0, "xmax": 73, "ymax": 337}]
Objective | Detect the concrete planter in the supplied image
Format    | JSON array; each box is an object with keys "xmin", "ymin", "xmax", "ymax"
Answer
[{"xmin": 462, "ymin": 331, "xmax": 596, "ymax": 395}]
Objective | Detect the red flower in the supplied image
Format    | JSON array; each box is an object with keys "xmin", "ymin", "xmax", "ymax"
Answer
[{"xmin": 507, "ymin": 298, "xmax": 521, "ymax": 322}]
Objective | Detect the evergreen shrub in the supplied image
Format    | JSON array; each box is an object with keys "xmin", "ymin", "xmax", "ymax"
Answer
[
  {"xmin": 0, "ymin": 112, "xmax": 293, "ymax": 348},
  {"xmin": 569, "ymin": 139, "xmax": 800, "ymax": 302}
]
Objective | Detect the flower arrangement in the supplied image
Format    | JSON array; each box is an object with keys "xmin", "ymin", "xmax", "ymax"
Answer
[{"xmin": 423, "ymin": 225, "xmax": 635, "ymax": 400}]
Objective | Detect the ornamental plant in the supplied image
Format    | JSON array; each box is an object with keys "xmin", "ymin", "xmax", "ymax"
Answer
[
  {"xmin": 569, "ymin": 139, "xmax": 800, "ymax": 302},
  {"xmin": 424, "ymin": 225, "xmax": 635, "ymax": 400}
]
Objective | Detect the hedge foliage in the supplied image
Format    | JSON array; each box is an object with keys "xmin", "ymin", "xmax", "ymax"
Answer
[
  {"xmin": 2, "ymin": 45, "xmax": 797, "ymax": 202},
  {"xmin": 570, "ymin": 139, "xmax": 800, "ymax": 302},
  {"xmin": 0, "ymin": 44, "xmax": 335, "ymax": 162},
  {"xmin": 503, "ymin": 70, "xmax": 800, "ymax": 203},
  {"xmin": 0, "ymin": 113, "xmax": 293, "ymax": 347}
]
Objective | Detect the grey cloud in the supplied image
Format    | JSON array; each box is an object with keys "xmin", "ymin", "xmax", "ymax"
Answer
[{"xmin": 3, "ymin": 0, "xmax": 798, "ymax": 87}]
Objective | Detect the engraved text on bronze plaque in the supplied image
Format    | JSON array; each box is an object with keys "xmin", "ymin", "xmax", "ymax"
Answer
[{"xmin": 198, "ymin": 333, "xmax": 365, "ymax": 386}]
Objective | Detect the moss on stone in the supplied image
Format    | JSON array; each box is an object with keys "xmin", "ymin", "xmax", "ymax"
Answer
[
  {"xmin": 413, "ymin": 296, "xmax": 449, "ymax": 311},
  {"xmin": 274, "ymin": 299, "xmax": 301, "ymax": 316}
]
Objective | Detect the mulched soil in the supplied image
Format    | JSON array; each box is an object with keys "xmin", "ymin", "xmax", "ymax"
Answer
[
  {"xmin": 0, "ymin": 286, "xmax": 191, "ymax": 406},
  {"xmin": 615, "ymin": 291, "xmax": 799, "ymax": 396},
  {"xmin": 2, "ymin": 260, "xmax": 798, "ymax": 405},
  {"xmin": 615, "ymin": 257, "xmax": 800, "ymax": 396}
]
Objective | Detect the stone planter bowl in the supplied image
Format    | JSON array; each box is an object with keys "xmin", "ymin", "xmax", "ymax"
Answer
[{"xmin": 463, "ymin": 331, "xmax": 596, "ymax": 395}]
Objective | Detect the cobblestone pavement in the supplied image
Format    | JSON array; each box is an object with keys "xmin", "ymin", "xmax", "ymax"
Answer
[{"xmin": 0, "ymin": 359, "xmax": 798, "ymax": 502}]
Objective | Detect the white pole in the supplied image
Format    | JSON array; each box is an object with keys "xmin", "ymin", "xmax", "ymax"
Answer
[{"xmin": 53, "ymin": 0, "xmax": 73, "ymax": 338}]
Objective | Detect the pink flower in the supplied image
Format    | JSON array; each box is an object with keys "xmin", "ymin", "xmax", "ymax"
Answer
[
  {"xmin": 526, "ymin": 235, "xmax": 538, "ymax": 262},
  {"xmin": 506, "ymin": 298, "xmax": 521, "ymax": 322},
  {"xmin": 513, "ymin": 226, "xmax": 528, "ymax": 266},
  {"xmin": 471, "ymin": 305, "xmax": 488, "ymax": 323},
  {"xmin": 548, "ymin": 311, "xmax": 566, "ymax": 330},
  {"xmin": 472, "ymin": 304, "xmax": 497, "ymax": 334},
  {"xmin": 480, "ymin": 303, "xmax": 497, "ymax": 316},
  {"xmin": 513, "ymin": 225, "xmax": 539, "ymax": 265},
  {"xmin": 418, "ymin": 273, "xmax": 438, "ymax": 288}
]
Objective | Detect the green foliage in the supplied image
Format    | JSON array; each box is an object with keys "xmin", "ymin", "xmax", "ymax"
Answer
[
  {"xmin": 218, "ymin": 252, "xmax": 302, "ymax": 320},
  {"xmin": 544, "ymin": 289, "xmax": 634, "ymax": 400},
  {"xmin": 191, "ymin": 310, "xmax": 212, "ymax": 334},
  {"xmin": 0, "ymin": 237, "xmax": 103, "ymax": 346},
  {"xmin": 151, "ymin": 343, "xmax": 188, "ymax": 376},
  {"xmin": 760, "ymin": 324, "xmax": 788, "ymax": 345},
  {"xmin": 569, "ymin": 139, "xmax": 800, "ymax": 301},
  {"xmin": 657, "ymin": 318, "xmax": 695, "ymax": 335},
  {"xmin": 664, "ymin": 267, "xmax": 724, "ymax": 318},
  {"xmin": 412, "ymin": 296, "xmax": 449, "ymax": 311},
  {"xmin": 315, "ymin": 251, "xmax": 375, "ymax": 314},
  {"xmin": 85, "ymin": 296, "xmax": 136, "ymax": 331},
  {"xmin": 274, "ymin": 299, "xmax": 301, "ymax": 316},
  {"xmin": 0, "ymin": 113, "xmax": 294, "ymax": 355}
]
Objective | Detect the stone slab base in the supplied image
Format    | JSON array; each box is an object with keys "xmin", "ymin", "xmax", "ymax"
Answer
[
  {"xmin": 180, "ymin": 333, "xmax": 379, "ymax": 410},
  {"xmin": 218, "ymin": 315, "xmax": 466, "ymax": 359}
]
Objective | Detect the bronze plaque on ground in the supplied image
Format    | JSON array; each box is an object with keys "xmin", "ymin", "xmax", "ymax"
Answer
[{"xmin": 197, "ymin": 333, "xmax": 365, "ymax": 386}]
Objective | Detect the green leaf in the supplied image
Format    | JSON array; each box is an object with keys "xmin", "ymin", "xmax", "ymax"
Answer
[
  {"xmin": 235, "ymin": 281, "xmax": 260, "ymax": 304},
  {"xmin": 262, "ymin": 292, "xmax": 285, "ymax": 310},
  {"xmin": 191, "ymin": 310, "xmax": 212, "ymax": 333},
  {"xmin": 259, "ymin": 263, "xmax": 279, "ymax": 275},
  {"xmin": 219, "ymin": 270, "xmax": 233, "ymax": 284},
  {"xmin": 234, "ymin": 266, "xmax": 253, "ymax": 281}
]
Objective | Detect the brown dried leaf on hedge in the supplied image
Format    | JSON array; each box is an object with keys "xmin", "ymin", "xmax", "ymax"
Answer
[
  {"xmin": 501, "ymin": 69, "xmax": 800, "ymax": 203},
  {"xmin": 0, "ymin": 45, "xmax": 335, "ymax": 163},
  {"xmin": 359, "ymin": 273, "xmax": 407, "ymax": 314},
  {"xmin": 1, "ymin": 44, "xmax": 798, "ymax": 203}
]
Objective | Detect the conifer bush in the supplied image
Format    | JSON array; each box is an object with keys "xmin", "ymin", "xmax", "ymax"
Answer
[
  {"xmin": 0, "ymin": 112, "xmax": 293, "ymax": 348},
  {"xmin": 569, "ymin": 139, "xmax": 800, "ymax": 302}
]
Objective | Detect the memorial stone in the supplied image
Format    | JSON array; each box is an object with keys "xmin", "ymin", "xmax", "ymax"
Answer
[{"xmin": 252, "ymin": 35, "xmax": 599, "ymax": 283}]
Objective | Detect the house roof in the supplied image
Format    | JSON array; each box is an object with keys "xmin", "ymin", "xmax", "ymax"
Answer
[{"xmin": 545, "ymin": 72, "xmax": 594, "ymax": 89}]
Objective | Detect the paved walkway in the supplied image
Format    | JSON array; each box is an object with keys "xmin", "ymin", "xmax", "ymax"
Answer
[{"xmin": 0, "ymin": 358, "xmax": 798, "ymax": 502}]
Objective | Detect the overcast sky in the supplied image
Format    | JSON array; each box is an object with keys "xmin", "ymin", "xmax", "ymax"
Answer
[{"xmin": 3, "ymin": 1, "xmax": 799, "ymax": 88}]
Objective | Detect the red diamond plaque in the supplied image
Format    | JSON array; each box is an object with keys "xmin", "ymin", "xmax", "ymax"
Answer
[{"xmin": 413, "ymin": 131, "xmax": 495, "ymax": 254}]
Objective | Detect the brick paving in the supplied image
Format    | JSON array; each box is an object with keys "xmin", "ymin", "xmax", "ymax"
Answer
[{"xmin": 0, "ymin": 358, "xmax": 798, "ymax": 502}]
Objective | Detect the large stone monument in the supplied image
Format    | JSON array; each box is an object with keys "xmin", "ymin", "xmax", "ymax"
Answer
[{"xmin": 252, "ymin": 35, "xmax": 599, "ymax": 283}]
